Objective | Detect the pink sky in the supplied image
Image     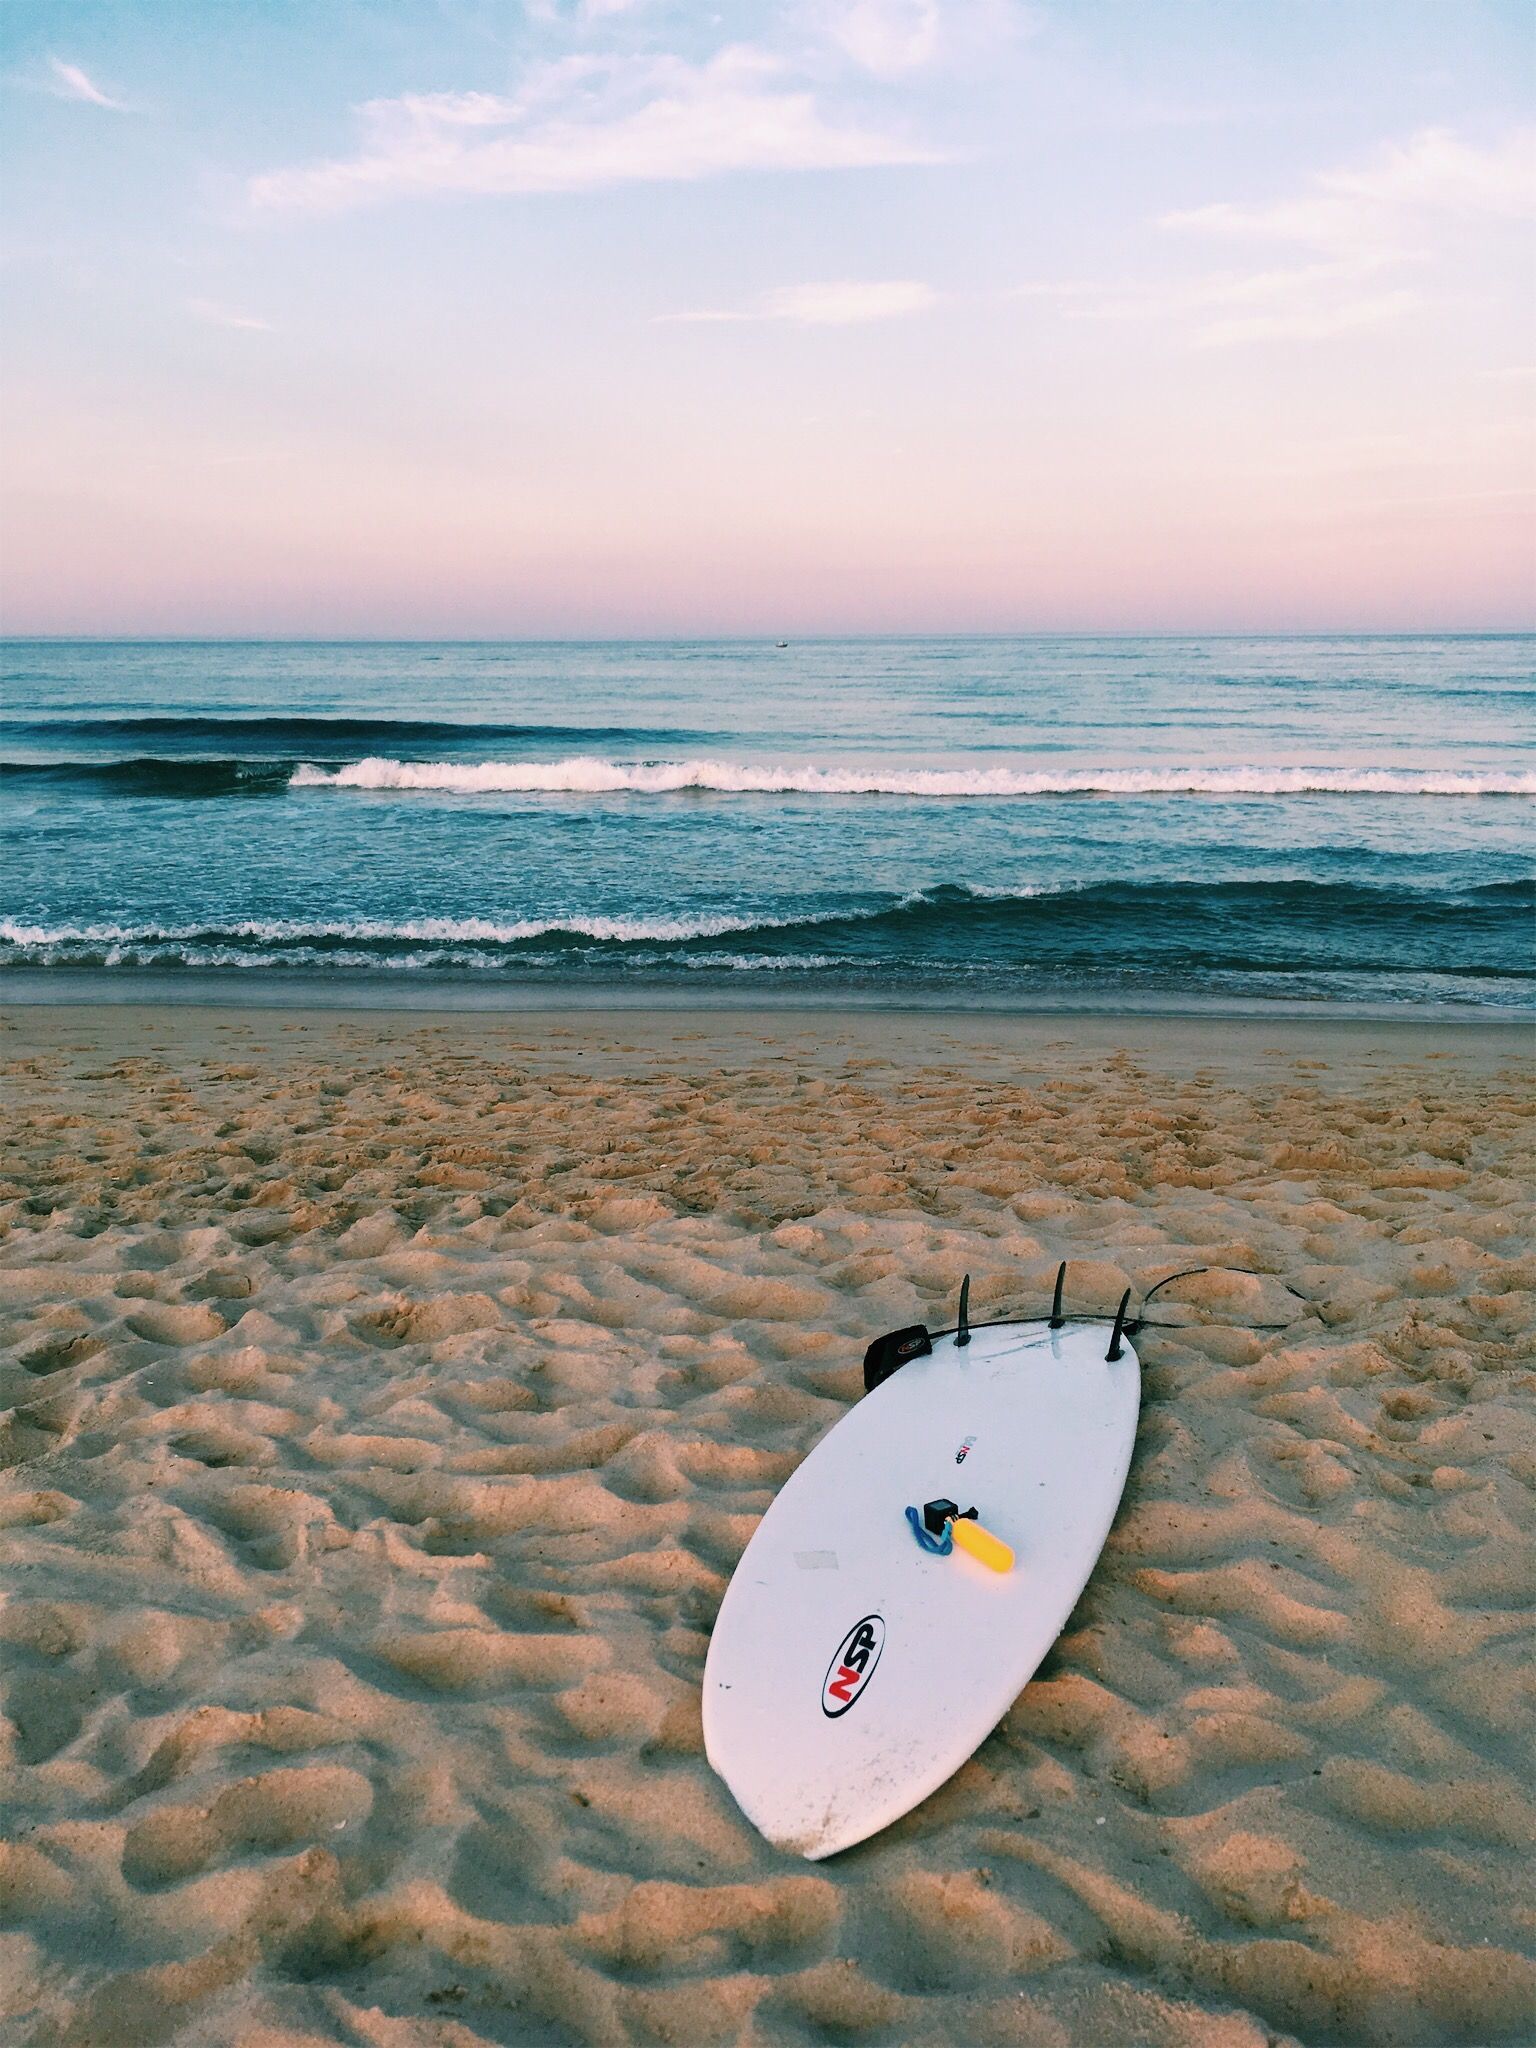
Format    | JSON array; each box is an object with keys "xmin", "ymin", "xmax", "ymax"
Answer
[{"xmin": 2, "ymin": 1, "xmax": 1532, "ymax": 633}]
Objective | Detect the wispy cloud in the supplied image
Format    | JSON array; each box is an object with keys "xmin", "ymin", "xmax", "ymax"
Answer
[
  {"xmin": 1163, "ymin": 125, "xmax": 1536, "ymax": 259},
  {"xmin": 188, "ymin": 298, "xmax": 272, "ymax": 332},
  {"xmin": 1035, "ymin": 127, "xmax": 1536, "ymax": 348},
  {"xmin": 46, "ymin": 57, "xmax": 128, "ymax": 110},
  {"xmin": 249, "ymin": 46, "xmax": 938, "ymax": 214},
  {"xmin": 663, "ymin": 279, "xmax": 937, "ymax": 325},
  {"xmin": 817, "ymin": 0, "xmax": 1034, "ymax": 78},
  {"xmin": 824, "ymin": 0, "xmax": 942, "ymax": 76},
  {"xmin": 1184, "ymin": 268, "xmax": 1420, "ymax": 349},
  {"xmin": 524, "ymin": 0, "xmax": 646, "ymax": 21},
  {"xmin": 1069, "ymin": 258, "xmax": 1422, "ymax": 349}
]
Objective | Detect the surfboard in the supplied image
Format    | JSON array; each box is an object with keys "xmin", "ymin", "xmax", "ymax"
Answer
[{"xmin": 702, "ymin": 1312, "xmax": 1141, "ymax": 1859}]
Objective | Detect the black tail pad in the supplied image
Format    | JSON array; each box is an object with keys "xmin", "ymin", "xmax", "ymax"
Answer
[{"xmin": 863, "ymin": 1324, "xmax": 933, "ymax": 1392}]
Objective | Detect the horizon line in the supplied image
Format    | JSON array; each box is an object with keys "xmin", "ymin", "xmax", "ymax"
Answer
[{"xmin": 3, "ymin": 628, "xmax": 1533, "ymax": 646}]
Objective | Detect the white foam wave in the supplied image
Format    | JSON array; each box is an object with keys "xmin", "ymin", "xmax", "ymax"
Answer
[
  {"xmin": 0, "ymin": 935, "xmax": 845, "ymax": 974},
  {"xmin": 289, "ymin": 756, "xmax": 1536, "ymax": 798},
  {"xmin": 0, "ymin": 908, "xmax": 827, "ymax": 950},
  {"xmin": 0, "ymin": 888, "xmax": 1073, "ymax": 959}
]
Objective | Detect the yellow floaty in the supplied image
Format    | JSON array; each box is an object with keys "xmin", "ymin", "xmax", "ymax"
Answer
[{"xmin": 950, "ymin": 1516, "xmax": 1014, "ymax": 1573}]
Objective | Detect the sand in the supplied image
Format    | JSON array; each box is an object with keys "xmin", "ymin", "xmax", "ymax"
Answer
[{"xmin": 1, "ymin": 1001, "xmax": 1533, "ymax": 2048}]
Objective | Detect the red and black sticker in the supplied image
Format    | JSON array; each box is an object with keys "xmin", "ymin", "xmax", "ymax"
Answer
[{"xmin": 821, "ymin": 1614, "xmax": 885, "ymax": 1717}]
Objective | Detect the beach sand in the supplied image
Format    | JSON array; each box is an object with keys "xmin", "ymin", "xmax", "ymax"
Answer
[{"xmin": 1, "ymin": 1002, "xmax": 1533, "ymax": 2048}]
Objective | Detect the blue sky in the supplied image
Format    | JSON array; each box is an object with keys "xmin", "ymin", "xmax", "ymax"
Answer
[{"xmin": 2, "ymin": 1, "xmax": 1532, "ymax": 634}]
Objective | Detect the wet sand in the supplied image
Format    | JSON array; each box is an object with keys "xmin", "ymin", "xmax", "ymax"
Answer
[{"xmin": 2, "ymin": 1003, "xmax": 1533, "ymax": 2047}]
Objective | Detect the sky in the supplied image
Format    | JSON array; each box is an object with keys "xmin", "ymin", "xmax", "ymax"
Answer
[{"xmin": 1, "ymin": 0, "xmax": 1532, "ymax": 636}]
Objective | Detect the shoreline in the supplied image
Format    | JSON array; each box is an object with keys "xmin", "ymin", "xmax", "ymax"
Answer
[
  {"xmin": 3, "ymin": 971, "xmax": 1533, "ymax": 1032},
  {"xmin": 3, "ymin": 997, "xmax": 1532, "ymax": 1073}
]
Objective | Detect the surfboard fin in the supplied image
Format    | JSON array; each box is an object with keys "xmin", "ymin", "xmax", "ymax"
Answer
[
  {"xmin": 955, "ymin": 1273, "xmax": 971, "ymax": 1347},
  {"xmin": 1106, "ymin": 1288, "xmax": 1132, "ymax": 1362},
  {"xmin": 1050, "ymin": 1261, "xmax": 1067, "ymax": 1329},
  {"xmin": 863, "ymin": 1324, "xmax": 932, "ymax": 1392}
]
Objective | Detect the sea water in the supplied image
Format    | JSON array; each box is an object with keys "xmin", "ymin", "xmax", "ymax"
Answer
[{"xmin": 2, "ymin": 636, "xmax": 1531, "ymax": 1013}]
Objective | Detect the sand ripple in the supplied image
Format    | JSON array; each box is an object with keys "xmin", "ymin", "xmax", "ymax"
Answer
[{"xmin": 0, "ymin": 1009, "xmax": 1532, "ymax": 2046}]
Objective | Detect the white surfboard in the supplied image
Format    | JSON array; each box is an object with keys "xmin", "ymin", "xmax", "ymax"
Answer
[{"xmin": 703, "ymin": 1314, "xmax": 1140, "ymax": 1859}]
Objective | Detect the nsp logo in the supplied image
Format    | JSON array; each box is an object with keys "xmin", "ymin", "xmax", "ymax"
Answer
[
  {"xmin": 821, "ymin": 1614, "xmax": 885, "ymax": 1718},
  {"xmin": 955, "ymin": 1435, "xmax": 977, "ymax": 1464}
]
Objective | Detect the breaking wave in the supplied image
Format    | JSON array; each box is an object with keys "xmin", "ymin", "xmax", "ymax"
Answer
[
  {"xmin": 8, "ymin": 750, "xmax": 1530, "ymax": 802},
  {"xmin": 4, "ymin": 880, "xmax": 1530, "ymax": 987},
  {"xmin": 289, "ymin": 757, "xmax": 1536, "ymax": 798}
]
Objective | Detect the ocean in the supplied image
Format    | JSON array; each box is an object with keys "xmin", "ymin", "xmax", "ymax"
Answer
[{"xmin": 2, "ymin": 636, "xmax": 1531, "ymax": 1014}]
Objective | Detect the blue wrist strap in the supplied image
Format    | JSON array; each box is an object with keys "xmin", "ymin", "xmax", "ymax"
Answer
[{"xmin": 905, "ymin": 1504, "xmax": 953, "ymax": 1555}]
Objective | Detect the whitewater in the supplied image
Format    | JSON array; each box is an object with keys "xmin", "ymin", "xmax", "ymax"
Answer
[{"xmin": 288, "ymin": 756, "xmax": 1536, "ymax": 798}]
